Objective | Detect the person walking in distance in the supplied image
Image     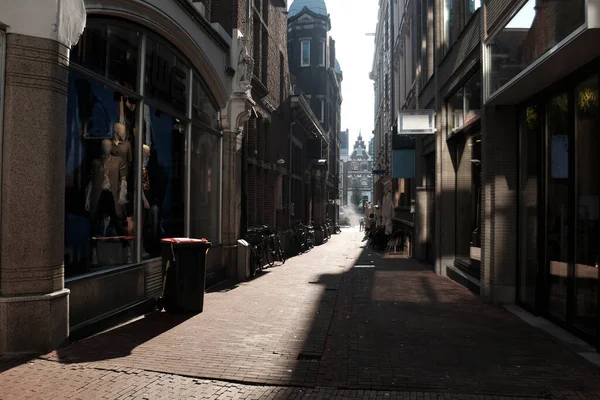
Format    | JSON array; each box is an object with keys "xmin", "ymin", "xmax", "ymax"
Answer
[{"xmin": 359, "ymin": 217, "xmax": 364, "ymax": 231}]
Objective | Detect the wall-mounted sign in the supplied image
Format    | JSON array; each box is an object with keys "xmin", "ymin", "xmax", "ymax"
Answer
[{"xmin": 398, "ymin": 110, "xmax": 436, "ymax": 134}]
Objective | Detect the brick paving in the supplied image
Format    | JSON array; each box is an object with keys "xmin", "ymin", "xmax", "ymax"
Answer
[
  {"xmin": 2, "ymin": 228, "xmax": 600, "ymax": 399},
  {"xmin": 1, "ymin": 359, "xmax": 597, "ymax": 400}
]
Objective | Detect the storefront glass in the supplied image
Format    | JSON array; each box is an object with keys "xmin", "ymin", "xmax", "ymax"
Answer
[
  {"xmin": 454, "ymin": 134, "xmax": 481, "ymax": 275},
  {"xmin": 518, "ymin": 104, "xmax": 542, "ymax": 309},
  {"xmin": 141, "ymin": 108, "xmax": 186, "ymax": 259},
  {"xmin": 574, "ymin": 77, "xmax": 600, "ymax": 335},
  {"xmin": 191, "ymin": 126, "xmax": 221, "ymax": 241},
  {"xmin": 64, "ymin": 19, "xmax": 220, "ymax": 277},
  {"xmin": 518, "ymin": 66, "xmax": 600, "ymax": 340},
  {"xmin": 546, "ymin": 92, "xmax": 570, "ymax": 320},
  {"xmin": 488, "ymin": 0, "xmax": 585, "ymax": 97}
]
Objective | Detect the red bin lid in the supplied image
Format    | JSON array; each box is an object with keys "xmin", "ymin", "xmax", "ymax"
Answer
[{"xmin": 161, "ymin": 237, "xmax": 210, "ymax": 244}]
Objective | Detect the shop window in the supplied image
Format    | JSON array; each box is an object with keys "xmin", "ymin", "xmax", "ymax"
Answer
[
  {"xmin": 191, "ymin": 127, "xmax": 221, "ymax": 242},
  {"xmin": 301, "ymin": 40, "xmax": 310, "ymax": 67},
  {"xmin": 141, "ymin": 107, "xmax": 186, "ymax": 259},
  {"xmin": 145, "ymin": 36, "xmax": 189, "ymax": 115},
  {"xmin": 65, "ymin": 19, "xmax": 219, "ymax": 277},
  {"xmin": 454, "ymin": 134, "xmax": 481, "ymax": 275},
  {"xmin": 574, "ymin": 77, "xmax": 600, "ymax": 335},
  {"xmin": 65, "ymin": 69, "xmax": 138, "ymax": 276},
  {"xmin": 546, "ymin": 91, "xmax": 570, "ymax": 320},
  {"xmin": 518, "ymin": 104, "xmax": 542, "ymax": 310},
  {"xmin": 192, "ymin": 74, "xmax": 219, "ymax": 131},
  {"xmin": 71, "ymin": 23, "xmax": 141, "ymax": 92},
  {"xmin": 488, "ymin": 0, "xmax": 585, "ymax": 98}
]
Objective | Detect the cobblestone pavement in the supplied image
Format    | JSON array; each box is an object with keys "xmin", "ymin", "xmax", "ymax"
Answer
[
  {"xmin": 1, "ymin": 359, "xmax": 598, "ymax": 400},
  {"xmin": 2, "ymin": 228, "xmax": 600, "ymax": 399}
]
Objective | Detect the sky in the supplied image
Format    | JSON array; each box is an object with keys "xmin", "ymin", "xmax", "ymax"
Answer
[{"xmin": 287, "ymin": 0, "xmax": 379, "ymax": 150}]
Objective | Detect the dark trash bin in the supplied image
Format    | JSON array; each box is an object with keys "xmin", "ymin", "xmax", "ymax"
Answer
[{"xmin": 158, "ymin": 237, "xmax": 211, "ymax": 314}]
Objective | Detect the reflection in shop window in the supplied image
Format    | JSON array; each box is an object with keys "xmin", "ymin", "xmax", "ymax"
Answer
[
  {"xmin": 142, "ymin": 107, "xmax": 186, "ymax": 259},
  {"xmin": 488, "ymin": 0, "xmax": 585, "ymax": 97},
  {"xmin": 65, "ymin": 70, "xmax": 138, "ymax": 276},
  {"xmin": 574, "ymin": 76, "xmax": 600, "ymax": 335},
  {"xmin": 70, "ymin": 23, "xmax": 141, "ymax": 92},
  {"xmin": 145, "ymin": 36, "xmax": 189, "ymax": 115},
  {"xmin": 191, "ymin": 128, "xmax": 221, "ymax": 242}
]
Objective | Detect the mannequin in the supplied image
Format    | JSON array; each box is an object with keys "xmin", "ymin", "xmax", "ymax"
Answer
[
  {"xmin": 85, "ymin": 139, "xmax": 128, "ymax": 235},
  {"xmin": 110, "ymin": 123, "xmax": 132, "ymax": 174}
]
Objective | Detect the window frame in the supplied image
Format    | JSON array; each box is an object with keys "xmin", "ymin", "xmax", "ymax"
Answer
[
  {"xmin": 318, "ymin": 40, "xmax": 326, "ymax": 67},
  {"xmin": 300, "ymin": 40, "xmax": 311, "ymax": 67},
  {"xmin": 319, "ymin": 98, "xmax": 325, "ymax": 123}
]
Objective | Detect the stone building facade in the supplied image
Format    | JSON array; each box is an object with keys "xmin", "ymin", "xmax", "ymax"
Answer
[
  {"xmin": 287, "ymin": 0, "xmax": 343, "ymax": 240},
  {"xmin": 374, "ymin": 0, "xmax": 600, "ymax": 347}
]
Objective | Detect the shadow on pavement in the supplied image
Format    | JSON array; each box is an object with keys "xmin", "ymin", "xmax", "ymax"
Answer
[
  {"xmin": 285, "ymin": 244, "xmax": 600, "ymax": 398},
  {"xmin": 0, "ymin": 355, "xmax": 36, "ymax": 374},
  {"xmin": 50, "ymin": 312, "xmax": 192, "ymax": 364}
]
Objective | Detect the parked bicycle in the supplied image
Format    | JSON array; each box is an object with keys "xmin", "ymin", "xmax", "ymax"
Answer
[
  {"xmin": 292, "ymin": 222, "xmax": 308, "ymax": 253},
  {"xmin": 263, "ymin": 226, "xmax": 285, "ymax": 266}
]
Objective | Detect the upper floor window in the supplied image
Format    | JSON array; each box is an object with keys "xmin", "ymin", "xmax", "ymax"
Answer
[
  {"xmin": 318, "ymin": 41, "xmax": 326, "ymax": 67},
  {"xmin": 465, "ymin": 0, "xmax": 481, "ymax": 25},
  {"xmin": 443, "ymin": 0, "xmax": 455, "ymax": 52},
  {"xmin": 301, "ymin": 40, "xmax": 310, "ymax": 67},
  {"xmin": 447, "ymin": 71, "xmax": 481, "ymax": 135},
  {"xmin": 319, "ymin": 99, "xmax": 325, "ymax": 123}
]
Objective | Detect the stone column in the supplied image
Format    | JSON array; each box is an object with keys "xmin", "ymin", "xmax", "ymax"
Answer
[
  {"xmin": 0, "ymin": 36, "xmax": 69, "ymax": 354},
  {"xmin": 0, "ymin": 0, "xmax": 85, "ymax": 354},
  {"xmin": 220, "ymin": 96, "xmax": 250, "ymax": 282},
  {"xmin": 480, "ymin": 105, "xmax": 519, "ymax": 304}
]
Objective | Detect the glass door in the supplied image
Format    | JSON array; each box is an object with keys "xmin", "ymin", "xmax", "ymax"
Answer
[
  {"xmin": 573, "ymin": 77, "xmax": 600, "ymax": 336},
  {"xmin": 546, "ymin": 92, "xmax": 571, "ymax": 321}
]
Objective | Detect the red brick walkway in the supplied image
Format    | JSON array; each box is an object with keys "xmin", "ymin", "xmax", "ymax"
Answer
[{"xmin": 1, "ymin": 228, "xmax": 600, "ymax": 399}]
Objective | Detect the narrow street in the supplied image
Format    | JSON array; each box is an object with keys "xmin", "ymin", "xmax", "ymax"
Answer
[{"xmin": 1, "ymin": 228, "xmax": 600, "ymax": 400}]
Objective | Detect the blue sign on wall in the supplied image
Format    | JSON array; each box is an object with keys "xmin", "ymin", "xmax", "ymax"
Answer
[{"xmin": 392, "ymin": 149, "xmax": 415, "ymax": 178}]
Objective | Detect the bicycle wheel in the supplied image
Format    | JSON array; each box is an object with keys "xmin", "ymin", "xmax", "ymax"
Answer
[
  {"xmin": 249, "ymin": 245, "xmax": 259, "ymax": 277},
  {"xmin": 255, "ymin": 243, "xmax": 265, "ymax": 273},
  {"xmin": 274, "ymin": 236, "xmax": 286, "ymax": 264},
  {"xmin": 265, "ymin": 238, "xmax": 275, "ymax": 267}
]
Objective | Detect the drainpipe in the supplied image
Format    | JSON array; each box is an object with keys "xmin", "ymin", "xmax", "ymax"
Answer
[
  {"xmin": 289, "ymin": 121, "xmax": 295, "ymax": 229},
  {"xmin": 240, "ymin": 0, "xmax": 252, "ymax": 237}
]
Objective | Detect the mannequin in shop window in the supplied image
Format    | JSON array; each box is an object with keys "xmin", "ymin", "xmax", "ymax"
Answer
[
  {"xmin": 111, "ymin": 123, "xmax": 132, "ymax": 173},
  {"xmin": 85, "ymin": 139, "xmax": 128, "ymax": 237},
  {"xmin": 110, "ymin": 122, "xmax": 135, "ymax": 234}
]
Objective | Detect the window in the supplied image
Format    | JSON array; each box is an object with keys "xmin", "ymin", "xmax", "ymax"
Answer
[
  {"xmin": 466, "ymin": 0, "xmax": 481, "ymax": 19},
  {"xmin": 488, "ymin": 0, "xmax": 585, "ymax": 98},
  {"xmin": 190, "ymin": 126, "xmax": 221, "ymax": 242},
  {"xmin": 319, "ymin": 99, "xmax": 325, "ymax": 123},
  {"xmin": 447, "ymin": 71, "xmax": 481, "ymax": 135},
  {"xmin": 318, "ymin": 41, "xmax": 326, "ymax": 67},
  {"xmin": 301, "ymin": 40, "xmax": 310, "ymax": 66},
  {"xmin": 64, "ymin": 19, "xmax": 221, "ymax": 277},
  {"xmin": 443, "ymin": 0, "xmax": 455, "ymax": 52}
]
